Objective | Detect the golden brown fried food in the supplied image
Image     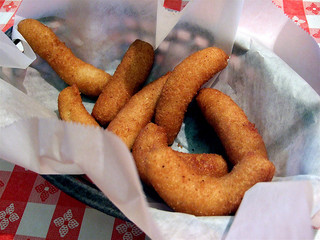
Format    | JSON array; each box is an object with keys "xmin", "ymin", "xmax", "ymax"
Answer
[
  {"xmin": 107, "ymin": 73, "xmax": 170, "ymax": 149},
  {"xmin": 155, "ymin": 47, "xmax": 229, "ymax": 144},
  {"xmin": 196, "ymin": 88, "xmax": 268, "ymax": 165},
  {"xmin": 132, "ymin": 89, "xmax": 275, "ymax": 216},
  {"xmin": 132, "ymin": 123, "xmax": 168, "ymax": 184},
  {"xmin": 92, "ymin": 39, "xmax": 154, "ymax": 126},
  {"xmin": 175, "ymin": 152, "xmax": 228, "ymax": 178},
  {"xmin": 132, "ymin": 123, "xmax": 228, "ymax": 185},
  {"xmin": 146, "ymin": 148, "xmax": 274, "ymax": 216},
  {"xmin": 58, "ymin": 84, "xmax": 99, "ymax": 127},
  {"xmin": 18, "ymin": 19, "xmax": 111, "ymax": 97}
]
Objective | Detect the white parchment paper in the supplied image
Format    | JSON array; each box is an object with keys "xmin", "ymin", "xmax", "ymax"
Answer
[{"xmin": 0, "ymin": 0, "xmax": 319, "ymax": 239}]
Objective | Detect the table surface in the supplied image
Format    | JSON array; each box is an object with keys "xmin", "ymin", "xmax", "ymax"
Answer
[{"xmin": 0, "ymin": 0, "xmax": 320, "ymax": 239}]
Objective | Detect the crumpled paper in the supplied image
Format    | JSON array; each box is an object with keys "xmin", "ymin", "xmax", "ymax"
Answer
[{"xmin": 0, "ymin": 0, "xmax": 320, "ymax": 239}]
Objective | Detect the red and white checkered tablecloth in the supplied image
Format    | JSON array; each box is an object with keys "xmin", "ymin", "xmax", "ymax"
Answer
[
  {"xmin": 273, "ymin": 0, "xmax": 320, "ymax": 46},
  {"xmin": 0, "ymin": 0, "xmax": 319, "ymax": 239}
]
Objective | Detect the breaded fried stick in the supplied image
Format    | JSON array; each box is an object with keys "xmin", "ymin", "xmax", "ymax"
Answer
[
  {"xmin": 132, "ymin": 123, "xmax": 228, "ymax": 185},
  {"xmin": 107, "ymin": 73, "xmax": 170, "ymax": 149},
  {"xmin": 132, "ymin": 89, "xmax": 275, "ymax": 216},
  {"xmin": 18, "ymin": 19, "xmax": 111, "ymax": 97},
  {"xmin": 196, "ymin": 88, "xmax": 268, "ymax": 165},
  {"xmin": 155, "ymin": 47, "xmax": 228, "ymax": 144},
  {"xmin": 92, "ymin": 39, "xmax": 154, "ymax": 126},
  {"xmin": 58, "ymin": 84, "xmax": 99, "ymax": 127},
  {"xmin": 146, "ymin": 148, "xmax": 274, "ymax": 216}
]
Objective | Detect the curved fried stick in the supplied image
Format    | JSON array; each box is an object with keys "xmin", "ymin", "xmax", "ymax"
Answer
[
  {"xmin": 132, "ymin": 89, "xmax": 275, "ymax": 216},
  {"xmin": 92, "ymin": 39, "xmax": 154, "ymax": 126},
  {"xmin": 196, "ymin": 88, "xmax": 268, "ymax": 165},
  {"xmin": 18, "ymin": 19, "xmax": 111, "ymax": 97},
  {"xmin": 146, "ymin": 148, "xmax": 274, "ymax": 216},
  {"xmin": 155, "ymin": 47, "xmax": 228, "ymax": 144},
  {"xmin": 132, "ymin": 123, "xmax": 228, "ymax": 185},
  {"xmin": 107, "ymin": 73, "xmax": 170, "ymax": 149},
  {"xmin": 58, "ymin": 84, "xmax": 99, "ymax": 127}
]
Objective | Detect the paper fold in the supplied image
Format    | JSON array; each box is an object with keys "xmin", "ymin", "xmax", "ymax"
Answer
[
  {"xmin": 0, "ymin": 30, "xmax": 35, "ymax": 69},
  {"xmin": 239, "ymin": 0, "xmax": 320, "ymax": 94}
]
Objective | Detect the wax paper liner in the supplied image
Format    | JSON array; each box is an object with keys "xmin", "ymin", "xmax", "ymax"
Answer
[{"xmin": 0, "ymin": 0, "xmax": 320, "ymax": 239}]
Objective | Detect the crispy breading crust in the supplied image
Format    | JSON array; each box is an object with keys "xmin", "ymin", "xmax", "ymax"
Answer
[
  {"xmin": 132, "ymin": 123, "xmax": 228, "ymax": 186},
  {"xmin": 146, "ymin": 149, "xmax": 274, "ymax": 216},
  {"xmin": 196, "ymin": 88, "xmax": 268, "ymax": 165},
  {"xmin": 92, "ymin": 39, "xmax": 155, "ymax": 126},
  {"xmin": 155, "ymin": 47, "xmax": 228, "ymax": 144},
  {"xmin": 175, "ymin": 152, "xmax": 228, "ymax": 178},
  {"xmin": 58, "ymin": 84, "xmax": 99, "ymax": 127},
  {"xmin": 132, "ymin": 89, "xmax": 275, "ymax": 216},
  {"xmin": 107, "ymin": 73, "xmax": 170, "ymax": 149},
  {"xmin": 18, "ymin": 19, "xmax": 111, "ymax": 97}
]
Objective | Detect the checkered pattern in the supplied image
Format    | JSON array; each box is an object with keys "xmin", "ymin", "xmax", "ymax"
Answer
[
  {"xmin": 0, "ymin": 0, "xmax": 21, "ymax": 32},
  {"xmin": 273, "ymin": 0, "xmax": 320, "ymax": 45},
  {"xmin": 0, "ymin": 0, "xmax": 319, "ymax": 239},
  {"xmin": 0, "ymin": 160, "xmax": 146, "ymax": 239}
]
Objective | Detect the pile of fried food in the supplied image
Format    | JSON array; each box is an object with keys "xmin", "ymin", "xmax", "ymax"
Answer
[{"xmin": 18, "ymin": 18, "xmax": 275, "ymax": 216}]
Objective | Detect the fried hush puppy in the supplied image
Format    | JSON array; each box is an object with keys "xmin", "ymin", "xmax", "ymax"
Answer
[
  {"xmin": 132, "ymin": 123, "xmax": 228, "ymax": 186},
  {"xmin": 107, "ymin": 72, "xmax": 170, "ymax": 149},
  {"xmin": 132, "ymin": 89, "xmax": 275, "ymax": 216},
  {"xmin": 18, "ymin": 19, "xmax": 111, "ymax": 97},
  {"xmin": 155, "ymin": 47, "xmax": 229, "ymax": 145},
  {"xmin": 92, "ymin": 39, "xmax": 155, "ymax": 126},
  {"xmin": 196, "ymin": 88, "xmax": 268, "ymax": 165},
  {"xmin": 58, "ymin": 84, "xmax": 99, "ymax": 127}
]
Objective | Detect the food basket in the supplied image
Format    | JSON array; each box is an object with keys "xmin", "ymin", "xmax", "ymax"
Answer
[{"xmin": 1, "ymin": 0, "xmax": 320, "ymax": 239}]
